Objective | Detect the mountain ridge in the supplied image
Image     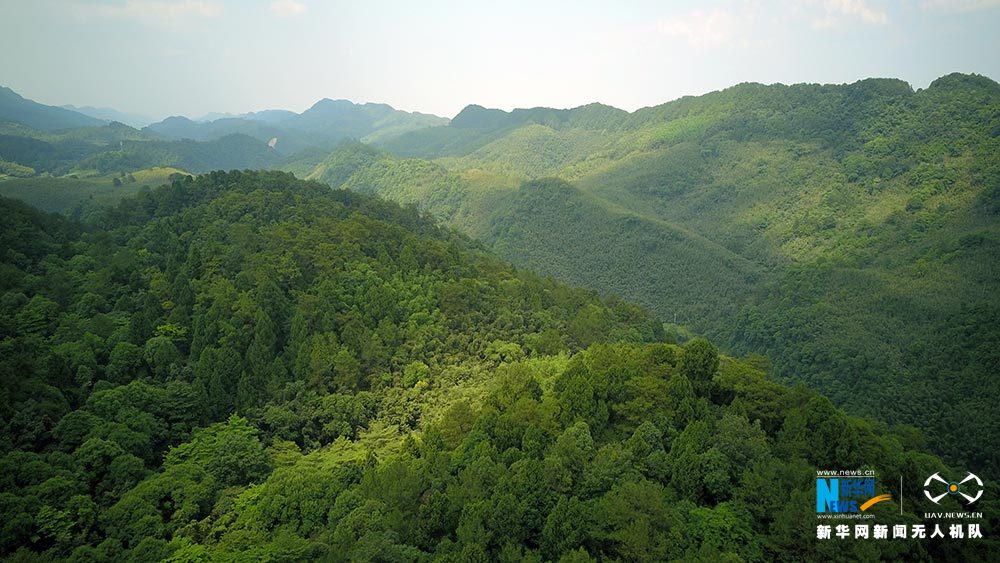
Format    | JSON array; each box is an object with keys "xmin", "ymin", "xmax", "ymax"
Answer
[
  {"xmin": 0, "ymin": 170, "xmax": 992, "ymax": 561},
  {"xmin": 0, "ymin": 85, "xmax": 106, "ymax": 130},
  {"xmin": 144, "ymin": 97, "xmax": 449, "ymax": 154},
  {"xmin": 61, "ymin": 104, "xmax": 156, "ymax": 128},
  {"xmin": 309, "ymin": 72, "xmax": 1000, "ymax": 472}
]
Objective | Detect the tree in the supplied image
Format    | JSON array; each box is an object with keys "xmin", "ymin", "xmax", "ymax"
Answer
[
  {"xmin": 105, "ymin": 343, "xmax": 147, "ymax": 385},
  {"xmin": 195, "ymin": 347, "xmax": 242, "ymax": 419},
  {"xmin": 679, "ymin": 338, "xmax": 719, "ymax": 385},
  {"xmin": 165, "ymin": 415, "xmax": 270, "ymax": 487},
  {"xmin": 143, "ymin": 336, "xmax": 181, "ymax": 380},
  {"xmin": 541, "ymin": 496, "xmax": 588, "ymax": 560}
]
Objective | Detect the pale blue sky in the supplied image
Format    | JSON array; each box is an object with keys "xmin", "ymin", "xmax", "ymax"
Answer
[{"xmin": 1, "ymin": 0, "xmax": 998, "ymax": 120}]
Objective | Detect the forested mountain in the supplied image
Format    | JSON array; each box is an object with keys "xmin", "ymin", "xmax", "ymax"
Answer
[
  {"xmin": 3, "ymin": 76, "xmax": 996, "ymax": 475},
  {"xmin": 0, "ymin": 87, "xmax": 104, "ymax": 131},
  {"xmin": 0, "ymin": 119, "xmax": 277, "ymax": 178},
  {"xmin": 311, "ymin": 74, "xmax": 1000, "ymax": 473},
  {"xmin": 146, "ymin": 98, "xmax": 447, "ymax": 155},
  {"xmin": 0, "ymin": 121, "xmax": 154, "ymax": 177},
  {"xmin": 0, "ymin": 115, "xmax": 283, "ymax": 228},
  {"xmin": 74, "ymin": 133, "xmax": 281, "ymax": 174},
  {"xmin": 0, "ymin": 87, "xmax": 445, "ymax": 185},
  {"xmin": 382, "ymin": 103, "xmax": 625, "ymax": 161},
  {"xmin": 1, "ymin": 171, "xmax": 994, "ymax": 561}
]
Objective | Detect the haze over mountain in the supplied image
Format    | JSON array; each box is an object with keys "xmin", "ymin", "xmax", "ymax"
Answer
[
  {"xmin": 0, "ymin": 86, "xmax": 448, "ymax": 182},
  {"xmin": 0, "ymin": 96, "xmax": 279, "ymax": 179},
  {"xmin": 145, "ymin": 98, "xmax": 447, "ymax": 155},
  {"xmin": 4, "ymin": 1, "xmax": 999, "ymax": 119},
  {"xmin": 0, "ymin": 86, "xmax": 105, "ymax": 131},
  {"xmin": 60, "ymin": 105, "xmax": 157, "ymax": 129}
]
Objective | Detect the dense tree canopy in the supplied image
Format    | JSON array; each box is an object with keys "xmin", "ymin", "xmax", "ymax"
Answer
[
  {"xmin": 325, "ymin": 74, "xmax": 1000, "ymax": 474},
  {"xmin": 0, "ymin": 171, "xmax": 994, "ymax": 560}
]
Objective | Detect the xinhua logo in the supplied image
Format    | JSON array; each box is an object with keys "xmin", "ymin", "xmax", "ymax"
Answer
[
  {"xmin": 923, "ymin": 472, "xmax": 983, "ymax": 505},
  {"xmin": 816, "ymin": 477, "xmax": 892, "ymax": 513}
]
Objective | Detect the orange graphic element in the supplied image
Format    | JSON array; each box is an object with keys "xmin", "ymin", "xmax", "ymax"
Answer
[{"xmin": 860, "ymin": 494, "xmax": 892, "ymax": 511}]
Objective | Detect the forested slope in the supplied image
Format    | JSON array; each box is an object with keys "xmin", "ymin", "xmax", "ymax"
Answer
[
  {"xmin": 145, "ymin": 99, "xmax": 448, "ymax": 155},
  {"xmin": 317, "ymin": 74, "xmax": 1000, "ymax": 473},
  {"xmin": 1, "ymin": 171, "xmax": 992, "ymax": 561},
  {"xmin": 0, "ymin": 121, "xmax": 278, "ymax": 177},
  {"xmin": 0, "ymin": 87, "xmax": 104, "ymax": 131}
]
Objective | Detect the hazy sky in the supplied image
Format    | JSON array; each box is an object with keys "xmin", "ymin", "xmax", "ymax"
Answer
[{"xmin": 2, "ymin": 0, "xmax": 999, "ymax": 120}]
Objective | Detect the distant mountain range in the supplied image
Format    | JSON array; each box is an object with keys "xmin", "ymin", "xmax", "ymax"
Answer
[
  {"xmin": 0, "ymin": 86, "xmax": 450, "ymax": 176},
  {"xmin": 0, "ymin": 85, "xmax": 449, "ymax": 156},
  {"xmin": 0, "ymin": 86, "xmax": 105, "ymax": 130},
  {"xmin": 61, "ymin": 105, "xmax": 157, "ymax": 128},
  {"xmin": 144, "ymin": 98, "xmax": 448, "ymax": 154}
]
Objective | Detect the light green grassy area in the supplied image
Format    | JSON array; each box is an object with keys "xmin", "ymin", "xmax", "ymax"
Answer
[{"xmin": 0, "ymin": 166, "xmax": 186, "ymax": 214}]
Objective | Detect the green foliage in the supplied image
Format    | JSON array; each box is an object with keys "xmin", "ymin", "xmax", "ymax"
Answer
[
  {"xmin": 680, "ymin": 338, "xmax": 719, "ymax": 383},
  {"xmin": 0, "ymin": 167, "xmax": 183, "ymax": 216},
  {"xmin": 1, "ymin": 75, "xmax": 998, "ymax": 560},
  {"xmin": 0, "ymin": 123, "xmax": 274, "ymax": 184},
  {"xmin": 0, "ymin": 86, "xmax": 104, "ymax": 131},
  {"xmin": 0, "ymin": 158, "xmax": 34, "ymax": 177},
  {"xmin": 0, "ymin": 171, "xmax": 671, "ymax": 559},
  {"xmin": 165, "ymin": 416, "xmax": 270, "ymax": 487},
  {"xmin": 322, "ymin": 74, "xmax": 1000, "ymax": 473},
  {"xmin": 75, "ymin": 133, "xmax": 280, "ymax": 174}
]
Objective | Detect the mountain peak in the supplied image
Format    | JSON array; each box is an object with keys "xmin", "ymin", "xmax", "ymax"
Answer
[
  {"xmin": 927, "ymin": 72, "xmax": 1000, "ymax": 94},
  {"xmin": 0, "ymin": 85, "xmax": 23, "ymax": 99},
  {"xmin": 307, "ymin": 98, "xmax": 357, "ymax": 112},
  {"xmin": 451, "ymin": 104, "xmax": 510, "ymax": 129},
  {"xmin": 0, "ymin": 85, "xmax": 104, "ymax": 130},
  {"xmin": 160, "ymin": 115, "xmax": 196, "ymax": 125}
]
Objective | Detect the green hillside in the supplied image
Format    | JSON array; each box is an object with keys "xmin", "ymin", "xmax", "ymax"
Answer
[
  {"xmin": 383, "ymin": 103, "xmax": 624, "ymax": 161},
  {"xmin": 0, "ymin": 166, "xmax": 186, "ymax": 216},
  {"xmin": 1, "ymin": 171, "xmax": 992, "ymax": 561},
  {"xmin": 483, "ymin": 178, "xmax": 761, "ymax": 333},
  {"xmin": 0, "ymin": 86, "xmax": 104, "ymax": 131},
  {"xmin": 74, "ymin": 133, "xmax": 281, "ymax": 174},
  {"xmin": 0, "ymin": 119, "xmax": 280, "ymax": 177},
  {"xmin": 145, "ymin": 98, "xmax": 448, "ymax": 155},
  {"xmin": 0, "ymin": 87, "xmax": 445, "ymax": 184},
  {"xmin": 0, "ymin": 121, "xmax": 157, "ymax": 176},
  {"xmin": 317, "ymin": 74, "xmax": 1000, "ymax": 472}
]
